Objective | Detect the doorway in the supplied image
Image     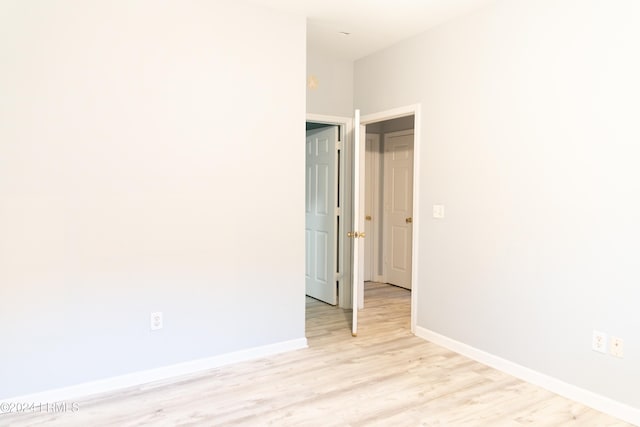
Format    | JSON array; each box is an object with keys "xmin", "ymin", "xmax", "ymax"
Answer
[
  {"xmin": 358, "ymin": 105, "xmax": 420, "ymax": 334},
  {"xmin": 305, "ymin": 105, "xmax": 421, "ymax": 335},
  {"xmin": 305, "ymin": 123, "xmax": 339, "ymax": 305},
  {"xmin": 305, "ymin": 115, "xmax": 353, "ymax": 309},
  {"xmin": 364, "ymin": 122, "xmax": 414, "ymax": 290}
]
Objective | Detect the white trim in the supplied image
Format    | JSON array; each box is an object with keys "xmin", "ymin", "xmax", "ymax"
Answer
[
  {"xmin": 1, "ymin": 338, "xmax": 307, "ymax": 406},
  {"xmin": 415, "ymin": 327, "xmax": 640, "ymax": 426},
  {"xmin": 360, "ymin": 105, "xmax": 419, "ymax": 125},
  {"xmin": 361, "ymin": 104, "xmax": 421, "ymax": 334},
  {"xmin": 383, "ymin": 129, "xmax": 414, "ymax": 137},
  {"xmin": 411, "ymin": 105, "xmax": 421, "ymax": 335},
  {"xmin": 307, "ymin": 113, "xmax": 352, "ymax": 127},
  {"xmin": 352, "ymin": 110, "xmax": 363, "ymax": 332}
]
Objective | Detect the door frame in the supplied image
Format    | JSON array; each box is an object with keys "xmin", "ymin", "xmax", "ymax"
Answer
[
  {"xmin": 359, "ymin": 104, "xmax": 421, "ymax": 334},
  {"xmin": 306, "ymin": 113, "xmax": 354, "ymax": 309}
]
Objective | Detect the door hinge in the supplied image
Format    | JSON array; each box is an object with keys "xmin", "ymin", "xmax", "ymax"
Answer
[
  {"xmin": 335, "ymin": 272, "xmax": 343, "ymax": 281},
  {"xmin": 335, "ymin": 207, "xmax": 342, "ymax": 216},
  {"xmin": 336, "ymin": 141, "xmax": 344, "ymax": 150}
]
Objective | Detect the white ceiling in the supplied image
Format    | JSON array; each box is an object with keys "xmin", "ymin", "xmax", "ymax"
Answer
[{"xmin": 245, "ymin": 0, "xmax": 497, "ymax": 61}]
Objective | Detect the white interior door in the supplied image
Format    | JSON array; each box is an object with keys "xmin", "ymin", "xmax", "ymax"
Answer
[
  {"xmin": 363, "ymin": 134, "xmax": 380, "ymax": 282},
  {"xmin": 306, "ymin": 126, "xmax": 338, "ymax": 305},
  {"xmin": 351, "ymin": 111, "xmax": 365, "ymax": 336},
  {"xmin": 383, "ymin": 131, "xmax": 414, "ymax": 289}
]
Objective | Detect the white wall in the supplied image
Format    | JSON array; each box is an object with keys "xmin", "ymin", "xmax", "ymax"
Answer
[
  {"xmin": 307, "ymin": 49, "xmax": 353, "ymax": 117},
  {"xmin": 0, "ymin": 0, "xmax": 305, "ymax": 398},
  {"xmin": 355, "ymin": 0, "xmax": 640, "ymax": 411}
]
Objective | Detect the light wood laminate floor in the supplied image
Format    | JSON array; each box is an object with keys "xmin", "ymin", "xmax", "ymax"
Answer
[{"xmin": 3, "ymin": 282, "xmax": 632, "ymax": 426}]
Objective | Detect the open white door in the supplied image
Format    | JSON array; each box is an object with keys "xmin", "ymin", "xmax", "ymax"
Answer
[
  {"xmin": 306, "ymin": 126, "xmax": 339, "ymax": 305},
  {"xmin": 351, "ymin": 110, "xmax": 366, "ymax": 336}
]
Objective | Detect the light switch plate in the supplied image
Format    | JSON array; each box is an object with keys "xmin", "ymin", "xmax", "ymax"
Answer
[
  {"xmin": 150, "ymin": 312, "xmax": 163, "ymax": 331},
  {"xmin": 433, "ymin": 205, "xmax": 445, "ymax": 219}
]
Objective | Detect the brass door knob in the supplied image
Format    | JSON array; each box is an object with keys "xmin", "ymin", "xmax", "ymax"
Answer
[
  {"xmin": 347, "ymin": 231, "xmax": 365, "ymax": 238},
  {"xmin": 405, "ymin": 217, "xmax": 413, "ymax": 223}
]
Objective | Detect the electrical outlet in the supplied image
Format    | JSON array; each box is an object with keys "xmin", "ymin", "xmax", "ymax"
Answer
[
  {"xmin": 150, "ymin": 312, "xmax": 163, "ymax": 331},
  {"xmin": 592, "ymin": 330, "xmax": 607, "ymax": 354},
  {"xmin": 433, "ymin": 205, "xmax": 445, "ymax": 219},
  {"xmin": 610, "ymin": 336, "xmax": 624, "ymax": 358}
]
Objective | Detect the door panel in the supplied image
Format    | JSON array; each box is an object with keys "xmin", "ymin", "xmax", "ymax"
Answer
[
  {"xmin": 384, "ymin": 132, "xmax": 414, "ymax": 289},
  {"xmin": 305, "ymin": 229, "xmax": 311, "ymax": 278},
  {"xmin": 306, "ymin": 126, "xmax": 338, "ymax": 305},
  {"xmin": 315, "ymin": 231, "xmax": 328, "ymax": 282},
  {"xmin": 391, "ymin": 226, "xmax": 408, "ymax": 270},
  {"xmin": 363, "ymin": 134, "xmax": 379, "ymax": 282}
]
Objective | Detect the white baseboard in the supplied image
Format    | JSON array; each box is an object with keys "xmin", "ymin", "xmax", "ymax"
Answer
[
  {"xmin": 1, "ymin": 338, "xmax": 307, "ymax": 406},
  {"xmin": 415, "ymin": 327, "xmax": 639, "ymax": 426}
]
